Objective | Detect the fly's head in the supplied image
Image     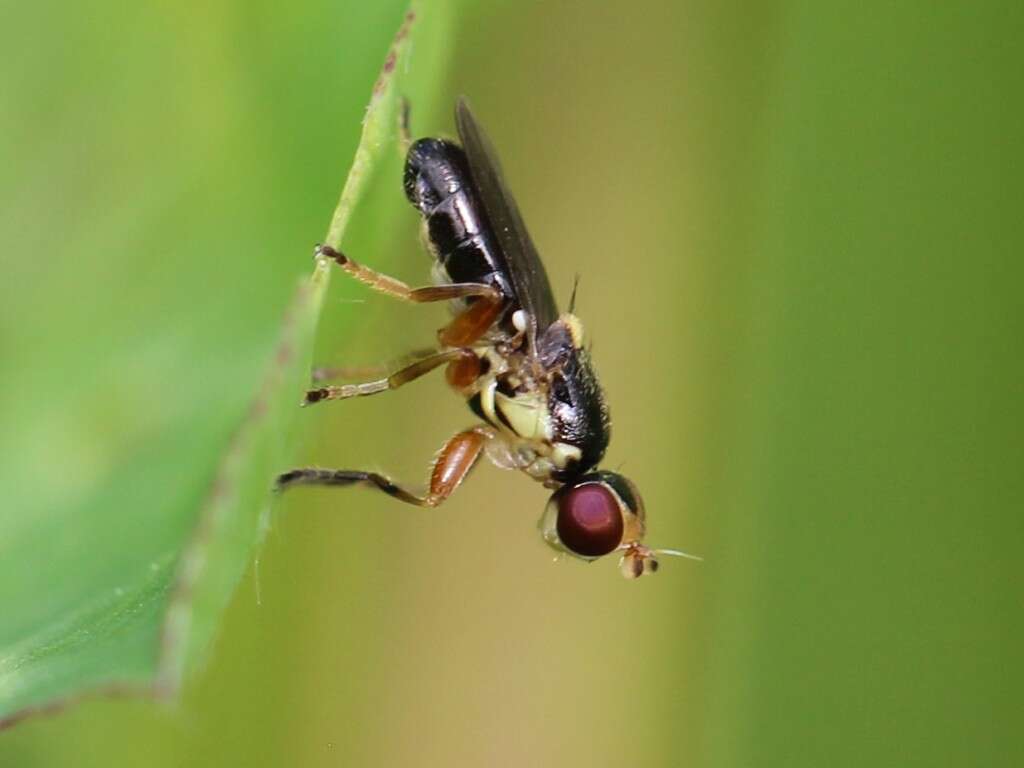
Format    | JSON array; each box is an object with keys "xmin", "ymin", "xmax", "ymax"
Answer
[
  {"xmin": 529, "ymin": 315, "xmax": 699, "ymax": 576},
  {"xmin": 538, "ymin": 470, "xmax": 701, "ymax": 578}
]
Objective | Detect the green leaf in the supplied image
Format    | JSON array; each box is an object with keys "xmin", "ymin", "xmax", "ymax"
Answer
[{"xmin": 0, "ymin": 0, "xmax": 449, "ymax": 727}]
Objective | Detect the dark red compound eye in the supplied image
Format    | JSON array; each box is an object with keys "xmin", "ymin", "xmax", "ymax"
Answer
[{"xmin": 555, "ymin": 482, "xmax": 624, "ymax": 557}]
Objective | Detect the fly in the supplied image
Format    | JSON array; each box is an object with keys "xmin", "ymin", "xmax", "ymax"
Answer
[{"xmin": 276, "ymin": 98, "xmax": 698, "ymax": 578}]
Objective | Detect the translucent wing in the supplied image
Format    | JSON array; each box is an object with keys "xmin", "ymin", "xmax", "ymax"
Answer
[{"xmin": 455, "ymin": 97, "xmax": 559, "ymax": 348}]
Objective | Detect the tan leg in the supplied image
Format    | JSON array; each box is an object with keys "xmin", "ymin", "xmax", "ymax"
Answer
[
  {"xmin": 315, "ymin": 244, "xmax": 500, "ymax": 304},
  {"xmin": 275, "ymin": 426, "xmax": 492, "ymax": 507},
  {"xmin": 311, "ymin": 346, "xmax": 438, "ymax": 383},
  {"xmin": 311, "ymin": 362, "xmax": 389, "ymax": 384},
  {"xmin": 304, "ymin": 347, "xmax": 476, "ymax": 405}
]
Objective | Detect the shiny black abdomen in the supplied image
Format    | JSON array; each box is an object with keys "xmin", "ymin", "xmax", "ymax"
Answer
[{"xmin": 403, "ymin": 138, "xmax": 514, "ymax": 300}]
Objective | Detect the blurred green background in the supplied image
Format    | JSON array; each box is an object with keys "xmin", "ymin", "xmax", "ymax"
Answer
[{"xmin": 2, "ymin": 1, "xmax": 1021, "ymax": 766}]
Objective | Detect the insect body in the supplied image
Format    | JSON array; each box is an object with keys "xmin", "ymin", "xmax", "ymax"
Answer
[{"xmin": 277, "ymin": 98, "xmax": 696, "ymax": 578}]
